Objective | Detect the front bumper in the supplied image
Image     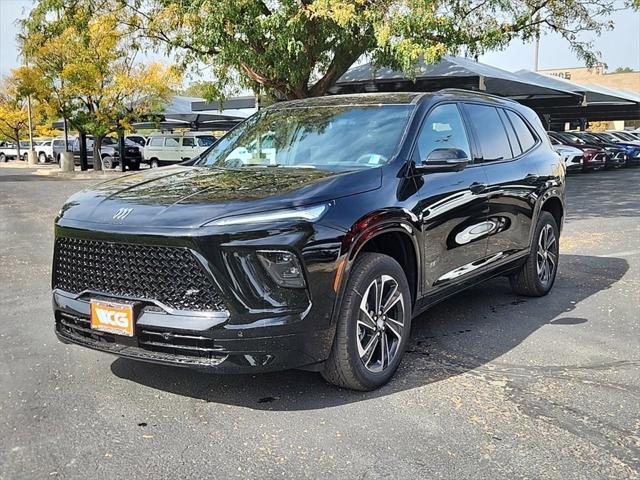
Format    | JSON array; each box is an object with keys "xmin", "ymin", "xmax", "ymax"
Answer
[
  {"xmin": 54, "ymin": 293, "xmax": 329, "ymax": 373},
  {"xmin": 52, "ymin": 220, "xmax": 344, "ymax": 372}
]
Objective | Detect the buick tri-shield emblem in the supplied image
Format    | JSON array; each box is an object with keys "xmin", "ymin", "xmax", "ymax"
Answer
[{"xmin": 113, "ymin": 208, "xmax": 133, "ymax": 220}]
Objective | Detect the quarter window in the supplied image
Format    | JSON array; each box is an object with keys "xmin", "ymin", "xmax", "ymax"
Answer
[
  {"xmin": 505, "ymin": 110, "xmax": 537, "ymax": 153},
  {"xmin": 149, "ymin": 137, "xmax": 164, "ymax": 147},
  {"xmin": 464, "ymin": 104, "xmax": 512, "ymax": 162},
  {"xmin": 415, "ymin": 103, "xmax": 471, "ymax": 162}
]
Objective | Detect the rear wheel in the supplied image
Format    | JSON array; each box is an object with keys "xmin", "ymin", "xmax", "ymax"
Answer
[
  {"xmin": 510, "ymin": 211, "xmax": 559, "ymax": 296},
  {"xmin": 322, "ymin": 252, "xmax": 411, "ymax": 391}
]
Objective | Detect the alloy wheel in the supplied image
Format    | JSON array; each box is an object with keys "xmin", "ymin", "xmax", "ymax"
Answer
[
  {"xmin": 357, "ymin": 275, "xmax": 405, "ymax": 373},
  {"xmin": 536, "ymin": 224, "xmax": 557, "ymax": 286}
]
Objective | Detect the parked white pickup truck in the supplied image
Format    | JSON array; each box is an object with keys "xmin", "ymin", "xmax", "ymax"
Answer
[{"xmin": 0, "ymin": 141, "xmax": 30, "ymax": 162}]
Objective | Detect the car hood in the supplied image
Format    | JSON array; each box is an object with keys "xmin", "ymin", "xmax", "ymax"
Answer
[{"xmin": 59, "ymin": 165, "xmax": 382, "ymax": 228}]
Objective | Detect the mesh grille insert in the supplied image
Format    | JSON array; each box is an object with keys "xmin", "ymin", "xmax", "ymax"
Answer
[{"xmin": 53, "ymin": 237, "xmax": 226, "ymax": 311}]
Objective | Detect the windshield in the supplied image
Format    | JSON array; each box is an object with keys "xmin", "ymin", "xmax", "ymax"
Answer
[
  {"xmin": 557, "ymin": 132, "xmax": 586, "ymax": 144},
  {"xmin": 577, "ymin": 133, "xmax": 602, "ymax": 144},
  {"xmin": 195, "ymin": 105, "xmax": 413, "ymax": 171}
]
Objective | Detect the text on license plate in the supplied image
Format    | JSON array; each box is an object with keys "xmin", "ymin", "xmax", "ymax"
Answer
[{"xmin": 90, "ymin": 300, "xmax": 134, "ymax": 336}]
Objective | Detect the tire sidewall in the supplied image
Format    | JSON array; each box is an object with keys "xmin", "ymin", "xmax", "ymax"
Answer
[
  {"xmin": 531, "ymin": 211, "xmax": 560, "ymax": 294},
  {"xmin": 340, "ymin": 254, "xmax": 412, "ymax": 389}
]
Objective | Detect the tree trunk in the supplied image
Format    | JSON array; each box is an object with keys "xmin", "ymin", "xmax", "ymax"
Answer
[
  {"xmin": 79, "ymin": 132, "xmax": 88, "ymax": 171},
  {"xmin": 93, "ymin": 135, "xmax": 103, "ymax": 171}
]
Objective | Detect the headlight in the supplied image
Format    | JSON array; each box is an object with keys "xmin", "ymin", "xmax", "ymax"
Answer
[
  {"xmin": 257, "ymin": 250, "xmax": 306, "ymax": 288},
  {"xmin": 205, "ymin": 203, "xmax": 329, "ymax": 226}
]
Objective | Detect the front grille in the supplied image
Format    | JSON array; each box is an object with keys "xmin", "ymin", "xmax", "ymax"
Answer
[
  {"xmin": 56, "ymin": 312, "xmax": 226, "ymax": 365},
  {"xmin": 53, "ymin": 237, "xmax": 226, "ymax": 311}
]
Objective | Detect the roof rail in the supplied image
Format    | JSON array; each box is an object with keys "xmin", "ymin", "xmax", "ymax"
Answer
[{"xmin": 436, "ymin": 88, "xmax": 519, "ymax": 104}]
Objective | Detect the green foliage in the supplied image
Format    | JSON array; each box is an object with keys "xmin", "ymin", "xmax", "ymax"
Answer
[
  {"xmin": 20, "ymin": 0, "xmax": 181, "ymax": 168},
  {"xmin": 124, "ymin": 0, "xmax": 631, "ymax": 100},
  {"xmin": 612, "ymin": 66, "xmax": 635, "ymax": 73}
]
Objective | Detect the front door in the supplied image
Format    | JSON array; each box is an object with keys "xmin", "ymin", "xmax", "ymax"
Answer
[{"xmin": 412, "ymin": 103, "xmax": 490, "ymax": 293}]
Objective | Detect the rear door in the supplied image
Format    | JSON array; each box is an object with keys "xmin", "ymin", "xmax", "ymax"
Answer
[
  {"xmin": 413, "ymin": 103, "xmax": 491, "ymax": 292},
  {"xmin": 462, "ymin": 103, "xmax": 543, "ymax": 263},
  {"xmin": 181, "ymin": 136, "xmax": 197, "ymax": 160},
  {"xmin": 164, "ymin": 137, "xmax": 181, "ymax": 162}
]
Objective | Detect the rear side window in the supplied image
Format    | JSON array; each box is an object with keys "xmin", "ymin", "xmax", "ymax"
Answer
[
  {"xmin": 498, "ymin": 109, "xmax": 521, "ymax": 156},
  {"xmin": 149, "ymin": 137, "xmax": 164, "ymax": 147},
  {"xmin": 505, "ymin": 110, "xmax": 537, "ymax": 153},
  {"xmin": 165, "ymin": 137, "xmax": 180, "ymax": 147},
  {"xmin": 464, "ymin": 104, "xmax": 512, "ymax": 162}
]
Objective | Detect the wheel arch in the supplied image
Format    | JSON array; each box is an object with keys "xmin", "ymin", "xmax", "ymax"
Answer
[{"xmin": 336, "ymin": 213, "xmax": 422, "ymax": 310}]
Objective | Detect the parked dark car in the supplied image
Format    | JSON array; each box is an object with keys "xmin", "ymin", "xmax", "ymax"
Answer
[
  {"xmin": 547, "ymin": 131, "xmax": 607, "ymax": 171},
  {"xmin": 585, "ymin": 132, "xmax": 640, "ymax": 167},
  {"xmin": 72, "ymin": 136, "xmax": 142, "ymax": 170},
  {"xmin": 569, "ymin": 132, "xmax": 627, "ymax": 168},
  {"xmin": 52, "ymin": 90, "xmax": 565, "ymax": 390}
]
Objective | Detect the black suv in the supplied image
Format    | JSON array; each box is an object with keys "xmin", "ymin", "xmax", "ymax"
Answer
[
  {"xmin": 72, "ymin": 136, "xmax": 143, "ymax": 170},
  {"xmin": 52, "ymin": 90, "xmax": 565, "ymax": 390}
]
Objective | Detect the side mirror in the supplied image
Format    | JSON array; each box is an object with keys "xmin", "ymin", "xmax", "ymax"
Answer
[{"xmin": 415, "ymin": 148, "xmax": 469, "ymax": 173}]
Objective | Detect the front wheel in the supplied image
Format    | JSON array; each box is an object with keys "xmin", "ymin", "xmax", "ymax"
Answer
[
  {"xmin": 21, "ymin": 153, "xmax": 28, "ymax": 162},
  {"xmin": 510, "ymin": 211, "xmax": 559, "ymax": 296},
  {"xmin": 102, "ymin": 156, "xmax": 114, "ymax": 169},
  {"xmin": 150, "ymin": 159, "xmax": 159, "ymax": 168},
  {"xmin": 322, "ymin": 252, "xmax": 411, "ymax": 391},
  {"xmin": 38, "ymin": 153, "xmax": 47, "ymax": 163},
  {"xmin": 0, "ymin": 153, "xmax": 6, "ymax": 162}
]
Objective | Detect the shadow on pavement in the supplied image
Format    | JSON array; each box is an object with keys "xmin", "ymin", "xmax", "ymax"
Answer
[{"xmin": 111, "ymin": 254, "xmax": 628, "ymax": 411}]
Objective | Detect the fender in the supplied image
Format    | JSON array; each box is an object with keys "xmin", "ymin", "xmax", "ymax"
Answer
[
  {"xmin": 329, "ymin": 208, "xmax": 422, "ymax": 327},
  {"xmin": 529, "ymin": 178, "xmax": 565, "ymax": 246}
]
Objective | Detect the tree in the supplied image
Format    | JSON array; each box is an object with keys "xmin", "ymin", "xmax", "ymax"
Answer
[
  {"xmin": 124, "ymin": 0, "xmax": 632, "ymax": 101},
  {"xmin": 0, "ymin": 72, "xmax": 30, "ymax": 160},
  {"xmin": 613, "ymin": 66, "xmax": 634, "ymax": 73},
  {"xmin": 21, "ymin": 0, "xmax": 180, "ymax": 170}
]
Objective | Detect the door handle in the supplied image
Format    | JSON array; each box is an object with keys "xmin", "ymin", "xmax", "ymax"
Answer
[{"xmin": 469, "ymin": 182, "xmax": 488, "ymax": 194}]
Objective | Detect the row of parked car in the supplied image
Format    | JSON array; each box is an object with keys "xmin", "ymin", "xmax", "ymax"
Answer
[
  {"xmin": 0, "ymin": 132, "xmax": 217, "ymax": 169},
  {"xmin": 3, "ymin": 128, "xmax": 639, "ymax": 172},
  {"xmin": 549, "ymin": 130, "xmax": 640, "ymax": 172}
]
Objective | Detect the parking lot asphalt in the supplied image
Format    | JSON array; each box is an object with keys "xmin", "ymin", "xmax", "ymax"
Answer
[{"xmin": 0, "ymin": 166, "xmax": 638, "ymax": 479}]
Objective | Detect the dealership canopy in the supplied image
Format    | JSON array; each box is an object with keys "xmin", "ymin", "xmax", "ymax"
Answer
[
  {"xmin": 331, "ymin": 55, "xmax": 584, "ymax": 109},
  {"xmin": 130, "ymin": 95, "xmax": 252, "ymax": 131}
]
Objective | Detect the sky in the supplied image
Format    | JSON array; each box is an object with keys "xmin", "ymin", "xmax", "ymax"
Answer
[{"xmin": 1, "ymin": 0, "xmax": 639, "ymax": 80}]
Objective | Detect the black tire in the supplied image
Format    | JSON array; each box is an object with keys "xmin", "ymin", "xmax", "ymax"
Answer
[
  {"xmin": 322, "ymin": 252, "xmax": 412, "ymax": 391},
  {"xmin": 509, "ymin": 211, "xmax": 559, "ymax": 297},
  {"xmin": 21, "ymin": 153, "xmax": 28, "ymax": 162},
  {"xmin": 129, "ymin": 161, "xmax": 140, "ymax": 171},
  {"xmin": 150, "ymin": 159, "xmax": 159, "ymax": 168},
  {"xmin": 102, "ymin": 156, "xmax": 114, "ymax": 169},
  {"xmin": 38, "ymin": 152, "xmax": 47, "ymax": 164},
  {"xmin": 0, "ymin": 153, "xmax": 5, "ymax": 162}
]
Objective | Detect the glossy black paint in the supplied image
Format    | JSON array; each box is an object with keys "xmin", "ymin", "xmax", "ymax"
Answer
[{"xmin": 53, "ymin": 90, "xmax": 565, "ymax": 373}]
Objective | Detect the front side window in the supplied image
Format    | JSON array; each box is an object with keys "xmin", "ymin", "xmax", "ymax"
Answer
[
  {"xmin": 149, "ymin": 137, "xmax": 163, "ymax": 147},
  {"xmin": 415, "ymin": 103, "xmax": 471, "ymax": 162},
  {"xmin": 464, "ymin": 104, "xmax": 513, "ymax": 162},
  {"xmin": 183, "ymin": 137, "xmax": 195, "ymax": 147},
  {"xmin": 195, "ymin": 105, "xmax": 413, "ymax": 171},
  {"xmin": 53, "ymin": 140, "xmax": 63, "ymax": 147}
]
